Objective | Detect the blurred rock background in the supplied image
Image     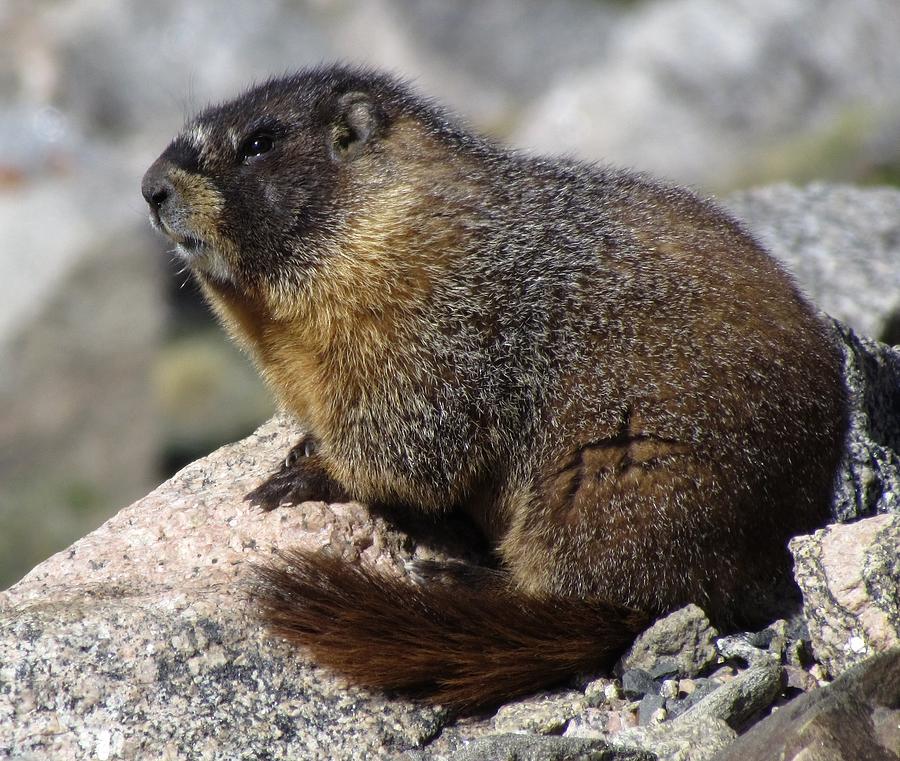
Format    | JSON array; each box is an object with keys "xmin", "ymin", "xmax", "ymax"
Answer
[{"xmin": 2, "ymin": 0, "xmax": 899, "ymax": 589}]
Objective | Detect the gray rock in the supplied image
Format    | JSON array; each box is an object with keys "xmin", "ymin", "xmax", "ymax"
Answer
[
  {"xmin": 517, "ymin": 0, "xmax": 900, "ymax": 189},
  {"xmin": 611, "ymin": 660, "xmax": 782, "ymax": 761},
  {"xmin": 715, "ymin": 634, "xmax": 775, "ymax": 667},
  {"xmin": 831, "ymin": 322, "xmax": 900, "ymax": 521},
  {"xmin": 611, "ymin": 718, "xmax": 736, "ymax": 761},
  {"xmin": 618, "ymin": 605, "xmax": 719, "ymax": 680},
  {"xmin": 0, "ymin": 417, "xmax": 444, "ymax": 761},
  {"xmin": 0, "ymin": 603, "xmax": 442, "ymax": 761},
  {"xmin": 638, "ymin": 694, "xmax": 667, "ymax": 726},
  {"xmin": 621, "ymin": 669, "xmax": 661, "ymax": 700},
  {"xmin": 725, "ymin": 184, "xmax": 900, "ymax": 342},
  {"xmin": 711, "ymin": 648, "xmax": 900, "ymax": 761},
  {"xmin": 790, "ymin": 514, "xmax": 900, "ymax": 676},
  {"xmin": 443, "ymin": 734, "xmax": 655, "ymax": 761},
  {"xmin": 675, "ymin": 658, "xmax": 783, "ymax": 730},
  {"xmin": 492, "ymin": 690, "xmax": 586, "ymax": 735}
]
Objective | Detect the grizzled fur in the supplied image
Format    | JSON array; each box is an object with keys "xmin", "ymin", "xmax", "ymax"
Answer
[{"xmin": 142, "ymin": 65, "xmax": 848, "ymax": 711}]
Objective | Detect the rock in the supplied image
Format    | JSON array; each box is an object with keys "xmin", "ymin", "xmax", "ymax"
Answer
[
  {"xmin": 638, "ymin": 694, "xmax": 667, "ymax": 725},
  {"xmin": 830, "ymin": 323, "xmax": 900, "ymax": 522},
  {"xmin": 790, "ymin": 513, "xmax": 900, "ymax": 676},
  {"xmin": 565, "ymin": 707, "xmax": 638, "ymax": 740},
  {"xmin": 618, "ymin": 605, "xmax": 719, "ymax": 679},
  {"xmin": 0, "ymin": 417, "xmax": 445, "ymax": 760},
  {"xmin": 660, "ymin": 680, "xmax": 679, "ymax": 701},
  {"xmin": 517, "ymin": 0, "xmax": 900, "ymax": 189},
  {"xmin": 675, "ymin": 658, "xmax": 783, "ymax": 730},
  {"xmin": 610, "ymin": 660, "xmax": 782, "ymax": 761},
  {"xmin": 724, "ymin": 184, "xmax": 900, "ymax": 342},
  {"xmin": 712, "ymin": 648, "xmax": 900, "ymax": 761},
  {"xmin": 716, "ymin": 634, "xmax": 775, "ymax": 667},
  {"xmin": 442, "ymin": 734, "xmax": 655, "ymax": 761},
  {"xmin": 492, "ymin": 690, "xmax": 586, "ymax": 735},
  {"xmin": 621, "ymin": 669, "xmax": 661, "ymax": 700},
  {"xmin": 611, "ymin": 718, "xmax": 736, "ymax": 761}
]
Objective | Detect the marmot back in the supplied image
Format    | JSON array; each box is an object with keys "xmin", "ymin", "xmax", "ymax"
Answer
[{"xmin": 142, "ymin": 65, "xmax": 848, "ymax": 711}]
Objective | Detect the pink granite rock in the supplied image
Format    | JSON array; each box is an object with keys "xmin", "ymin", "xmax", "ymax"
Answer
[{"xmin": 790, "ymin": 513, "xmax": 900, "ymax": 676}]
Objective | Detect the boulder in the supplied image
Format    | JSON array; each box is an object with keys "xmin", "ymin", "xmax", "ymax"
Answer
[
  {"xmin": 725, "ymin": 184, "xmax": 900, "ymax": 342},
  {"xmin": 712, "ymin": 648, "xmax": 900, "ymax": 761},
  {"xmin": 0, "ymin": 418, "xmax": 443, "ymax": 760},
  {"xmin": 791, "ymin": 514, "xmax": 900, "ymax": 676},
  {"xmin": 517, "ymin": 0, "xmax": 900, "ymax": 189}
]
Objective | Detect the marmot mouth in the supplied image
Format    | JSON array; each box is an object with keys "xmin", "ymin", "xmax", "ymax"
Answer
[{"xmin": 175, "ymin": 234, "xmax": 206, "ymax": 253}]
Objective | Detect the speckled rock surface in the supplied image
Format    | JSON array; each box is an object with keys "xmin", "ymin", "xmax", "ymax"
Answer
[
  {"xmin": 491, "ymin": 691, "xmax": 587, "ymax": 735},
  {"xmin": 831, "ymin": 321, "xmax": 900, "ymax": 522},
  {"xmin": 617, "ymin": 605, "xmax": 719, "ymax": 680},
  {"xmin": 0, "ymin": 416, "xmax": 444, "ymax": 760},
  {"xmin": 790, "ymin": 513, "xmax": 900, "ymax": 677},
  {"xmin": 605, "ymin": 659, "xmax": 783, "ymax": 761},
  {"xmin": 440, "ymin": 734, "xmax": 655, "ymax": 761},
  {"xmin": 712, "ymin": 648, "xmax": 900, "ymax": 761}
]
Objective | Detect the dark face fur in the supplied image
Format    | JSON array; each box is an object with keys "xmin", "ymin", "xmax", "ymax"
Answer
[{"xmin": 141, "ymin": 69, "xmax": 392, "ymax": 289}]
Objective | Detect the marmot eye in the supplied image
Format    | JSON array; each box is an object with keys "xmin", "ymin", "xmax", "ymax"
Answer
[{"xmin": 240, "ymin": 132, "xmax": 274, "ymax": 160}]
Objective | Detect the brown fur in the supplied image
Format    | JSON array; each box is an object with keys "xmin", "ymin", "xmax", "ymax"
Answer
[
  {"xmin": 142, "ymin": 66, "xmax": 848, "ymax": 713},
  {"xmin": 256, "ymin": 550, "xmax": 650, "ymax": 711}
]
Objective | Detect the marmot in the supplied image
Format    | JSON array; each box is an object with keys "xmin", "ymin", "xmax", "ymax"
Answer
[{"xmin": 142, "ymin": 65, "xmax": 847, "ymax": 712}]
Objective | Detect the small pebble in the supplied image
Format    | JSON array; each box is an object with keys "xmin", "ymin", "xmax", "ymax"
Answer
[
  {"xmin": 809, "ymin": 663, "xmax": 829, "ymax": 685},
  {"xmin": 665, "ymin": 678, "xmax": 719, "ymax": 720},
  {"xmin": 621, "ymin": 668, "xmax": 659, "ymax": 699},
  {"xmin": 638, "ymin": 693, "xmax": 666, "ymax": 725},
  {"xmin": 660, "ymin": 679, "xmax": 679, "ymax": 700},
  {"xmin": 605, "ymin": 709, "xmax": 639, "ymax": 734},
  {"xmin": 648, "ymin": 657, "xmax": 681, "ymax": 680},
  {"xmin": 784, "ymin": 665, "xmax": 819, "ymax": 693}
]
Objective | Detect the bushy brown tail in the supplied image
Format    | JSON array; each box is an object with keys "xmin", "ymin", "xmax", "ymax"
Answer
[{"xmin": 252, "ymin": 550, "xmax": 650, "ymax": 712}]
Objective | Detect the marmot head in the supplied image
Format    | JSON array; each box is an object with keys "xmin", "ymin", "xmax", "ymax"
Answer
[{"xmin": 141, "ymin": 67, "xmax": 416, "ymax": 291}]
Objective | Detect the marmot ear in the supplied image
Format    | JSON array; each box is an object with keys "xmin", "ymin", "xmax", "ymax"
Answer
[{"xmin": 330, "ymin": 92, "xmax": 381, "ymax": 161}]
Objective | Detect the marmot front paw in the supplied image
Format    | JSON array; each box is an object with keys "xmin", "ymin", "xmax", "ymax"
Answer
[{"xmin": 246, "ymin": 435, "xmax": 350, "ymax": 511}]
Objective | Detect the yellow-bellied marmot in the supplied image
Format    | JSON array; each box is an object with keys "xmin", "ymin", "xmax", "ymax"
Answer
[{"xmin": 141, "ymin": 65, "xmax": 847, "ymax": 711}]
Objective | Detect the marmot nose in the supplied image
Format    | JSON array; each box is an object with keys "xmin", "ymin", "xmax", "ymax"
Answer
[{"xmin": 141, "ymin": 160, "xmax": 175, "ymax": 211}]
